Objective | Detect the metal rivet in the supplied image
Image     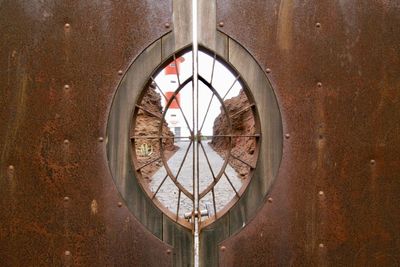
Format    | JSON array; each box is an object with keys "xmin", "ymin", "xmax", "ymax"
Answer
[
  {"xmin": 118, "ymin": 202, "xmax": 123, "ymax": 207},
  {"xmin": 268, "ymin": 197, "xmax": 273, "ymax": 203},
  {"xmin": 318, "ymin": 191, "xmax": 324, "ymax": 196},
  {"xmin": 165, "ymin": 22, "xmax": 170, "ymax": 28},
  {"xmin": 220, "ymin": 246, "xmax": 226, "ymax": 252},
  {"xmin": 266, "ymin": 68, "xmax": 271, "ymax": 73},
  {"xmin": 64, "ymin": 197, "xmax": 70, "ymax": 202},
  {"xmin": 118, "ymin": 70, "xmax": 123, "ymax": 75},
  {"xmin": 285, "ymin": 133, "xmax": 290, "ymax": 139},
  {"xmin": 8, "ymin": 165, "xmax": 14, "ymax": 170},
  {"xmin": 64, "ymin": 23, "xmax": 70, "ymax": 29},
  {"xmin": 316, "ymin": 22, "xmax": 321, "ymax": 28},
  {"xmin": 319, "ymin": 243, "xmax": 324, "ymax": 248},
  {"xmin": 98, "ymin": 137, "xmax": 104, "ymax": 142},
  {"xmin": 64, "ymin": 139, "xmax": 69, "ymax": 145},
  {"xmin": 166, "ymin": 249, "xmax": 172, "ymax": 255},
  {"xmin": 370, "ymin": 159, "xmax": 375, "ymax": 165},
  {"xmin": 317, "ymin": 82, "xmax": 322, "ymax": 87},
  {"xmin": 64, "ymin": 250, "xmax": 71, "ymax": 256},
  {"xmin": 64, "ymin": 84, "xmax": 70, "ymax": 90},
  {"xmin": 218, "ymin": 21, "xmax": 224, "ymax": 27}
]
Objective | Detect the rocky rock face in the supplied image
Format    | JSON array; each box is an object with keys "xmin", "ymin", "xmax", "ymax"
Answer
[
  {"xmin": 132, "ymin": 84, "xmax": 177, "ymax": 181},
  {"xmin": 210, "ymin": 89, "xmax": 257, "ymax": 179}
]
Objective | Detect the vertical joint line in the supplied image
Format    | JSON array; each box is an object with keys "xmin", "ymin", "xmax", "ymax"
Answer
[{"xmin": 192, "ymin": 1, "xmax": 200, "ymax": 267}]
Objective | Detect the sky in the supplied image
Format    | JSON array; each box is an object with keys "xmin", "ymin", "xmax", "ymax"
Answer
[{"xmin": 154, "ymin": 50, "xmax": 243, "ymax": 137}]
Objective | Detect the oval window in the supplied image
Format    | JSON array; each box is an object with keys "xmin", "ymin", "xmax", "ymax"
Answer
[{"xmin": 130, "ymin": 47, "xmax": 261, "ymax": 229}]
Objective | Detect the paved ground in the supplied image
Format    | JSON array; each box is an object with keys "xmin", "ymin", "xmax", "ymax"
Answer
[{"xmin": 149, "ymin": 141, "xmax": 242, "ymax": 217}]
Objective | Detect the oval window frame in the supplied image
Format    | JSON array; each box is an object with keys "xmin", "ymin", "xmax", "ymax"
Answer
[
  {"xmin": 129, "ymin": 45, "xmax": 263, "ymax": 230},
  {"xmin": 106, "ymin": 33, "xmax": 283, "ymax": 243}
]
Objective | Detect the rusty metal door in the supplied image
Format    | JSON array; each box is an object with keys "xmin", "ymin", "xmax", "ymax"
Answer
[
  {"xmin": 215, "ymin": 0, "xmax": 400, "ymax": 266},
  {"xmin": 1, "ymin": 0, "xmax": 400, "ymax": 266},
  {"xmin": 0, "ymin": 1, "xmax": 175, "ymax": 266}
]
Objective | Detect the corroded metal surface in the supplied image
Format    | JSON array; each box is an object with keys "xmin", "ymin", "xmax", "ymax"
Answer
[
  {"xmin": 1, "ymin": 0, "xmax": 400, "ymax": 266},
  {"xmin": 217, "ymin": 0, "xmax": 400, "ymax": 266},
  {"xmin": 0, "ymin": 1, "xmax": 173, "ymax": 266}
]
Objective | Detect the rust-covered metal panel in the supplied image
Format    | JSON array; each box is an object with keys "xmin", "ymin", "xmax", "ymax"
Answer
[
  {"xmin": 217, "ymin": 0, "xmax": 400, "ymax": 266},
  {"xmin": 0, "ymin": 1, "xmax": 173, "ymax": 266}
]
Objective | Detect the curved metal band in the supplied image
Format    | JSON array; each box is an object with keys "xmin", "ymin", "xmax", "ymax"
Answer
[
  {"xmin": 197, "ymin": 75, "xmax": 234, "ymax": 199},
  {"xmin": 158, "ymin": 76, "xmax": 194, "ymax": 201}
]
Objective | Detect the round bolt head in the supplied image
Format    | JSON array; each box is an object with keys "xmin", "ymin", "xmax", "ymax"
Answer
[
  {"xmin": 118, "ymin": 70, "xmax": 123, "ymax": 75},
  {"xmin": 166, "ymin": 249, "xmax": 172, "ymax": 255},
  {"xmin": 285, "ymin": 133, "xmax": 290, "ymax": 139},
  {"xmin": 98, "ymin": 137, "xmax": 104, "ymax": 142},
  {"xmin": 64, "ymin": 23, "xmax": 70, "ymax": 29},
  {"xmin": 118, "ymin": 202, "xmax": 123, "ymax": 207},
  {"xmin": 319, "ymin": 243, "xmax": 324, "ymax": 248},
  {"xmin": 220, "ymin": 246, "xmax": 226, "ymax": 252},
  {"xmin": 63, "ymin": 196, "xmax": 70, "ymax": 202},
  {"xmin": 266, "ymin": 68, "xmax": 271, "ymax": 73},
  {"xmin": 316, "ymin": 22, "xmax": 321, "ymax": 28},
  {"xmin": 8, "ymin": 165, "xmax": 14, "ymax": 170},
  {"xmin": 218, "ymin": 21, "xmax": 224, "ymax": 27},
  {"xmin": 63, "ymin": 139, "xmax": 69, "ymax": 144},
  {"xmin": 370, "ymin": 159, "xmax": 376, "ymax": 165},
  {"xmin": 318, "ymin": 191, "xmax": 324, "ymax": 196},
  {"xmin": 268, "ymin": 197, "xmax": 273, "ymax": 203},
  {"xmin": 64, "ymin": 84, "xmax": 70, "ymax": 90},
  {"xmin": 165, "ymin": 22, "xmax": 170, "ymax": 28},
  {"xmin": 317, "ymin": 82, "xmax": 322, "ymax": 87},
  {"xmin": 64, "ymin": 250, "xmax": 71, "ymax": 256}
]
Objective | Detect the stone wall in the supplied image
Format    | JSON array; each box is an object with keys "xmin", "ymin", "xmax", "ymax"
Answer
[
  {"xmin": 133, "ymin": 84, "xmax": 177, "ymax": 181},
  {"xmin": 210, "ymin": 90, "xmax": 256, "ymax": 179}
]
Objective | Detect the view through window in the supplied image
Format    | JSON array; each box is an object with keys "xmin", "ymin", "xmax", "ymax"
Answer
[{"xmin": 131, "ymin": 48, "xmax": 260, "ymax": 226}]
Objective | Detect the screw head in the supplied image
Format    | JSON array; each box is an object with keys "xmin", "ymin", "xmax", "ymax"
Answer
[
  {"xmin": 319, "ymin": 243, "xmax": 324, "ymax": 248},
  {"xmin": 8, "ymin": 165, "xmax": 14, "ymax": 170},
  {"xmin": 64, "ymin": 23, "xmax": 70, "ymax": 29},
  {"xmin": 98, "ymin": 137, "xmax": 104, "ymax": 142},
  {"xmin": 165, "ymin": 22, "xmax": 170, "ymax": 28},
  {"xmin": 220, "ymin": 246, "xmax": 226, "ymax": 252},
  {"xmin": 370, "ymin": 159, "xmax": 376, "ymax": 165},
  {"xmin": 285, "ymin": 133, "xmax": 290, "ymax": 139},
  {"xmin": 118, "ymin": 70, "xmax": 123, "ymax": 75},
  {"xmin": 266, "ymin": 68, "xmax": 271, "ymax": 74},
  {"xmin": 63, "ymin": 139, "xmax": 69, "ymax": 145},
  {"xmin": 218, "ymin": 21, "xmax": 224, "ymax": 27},
  {"xmin": 268, "ymin": 197, "xmax": 273, "ymax": 203},
  {"xmin": 316, "ymin": 22, "xmax": 321, "ymax": 28},
  {"xmin": 317, "ymin": 82, "xmax": 322, "ymax": 87},
  {"xmin": 166, "ymin": 249, "xmax": 172, "ymax": 255},
  {"xmin": 118, "ymin": 202, "xmax": 123, "ymax": 207},
  {"xmin": 318, "ymin": 191, "xmax": 324, "ymax": 196},
  {"xmin": 64, "ymin": 250, "xmax": 71, "ymax": 256},
  {"xmin": 64, "ymin": 197, "xmax": 70, "ymax": 202},
  {"xmin": 64, "ymin": 84, "xmax": 70, "ymax": 90}
]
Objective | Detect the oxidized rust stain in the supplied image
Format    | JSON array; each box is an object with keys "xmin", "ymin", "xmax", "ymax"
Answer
[
  {"xmin": 0, "ymin": 1, "xmax": 173, "ymax": 266},
  {"xmin": 1, "ymin": 0, "xmax": 400, "ymax": 266},
  {"xmin": 217, "ymin": 0, "xmax": 400, "ymax": 266}
]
